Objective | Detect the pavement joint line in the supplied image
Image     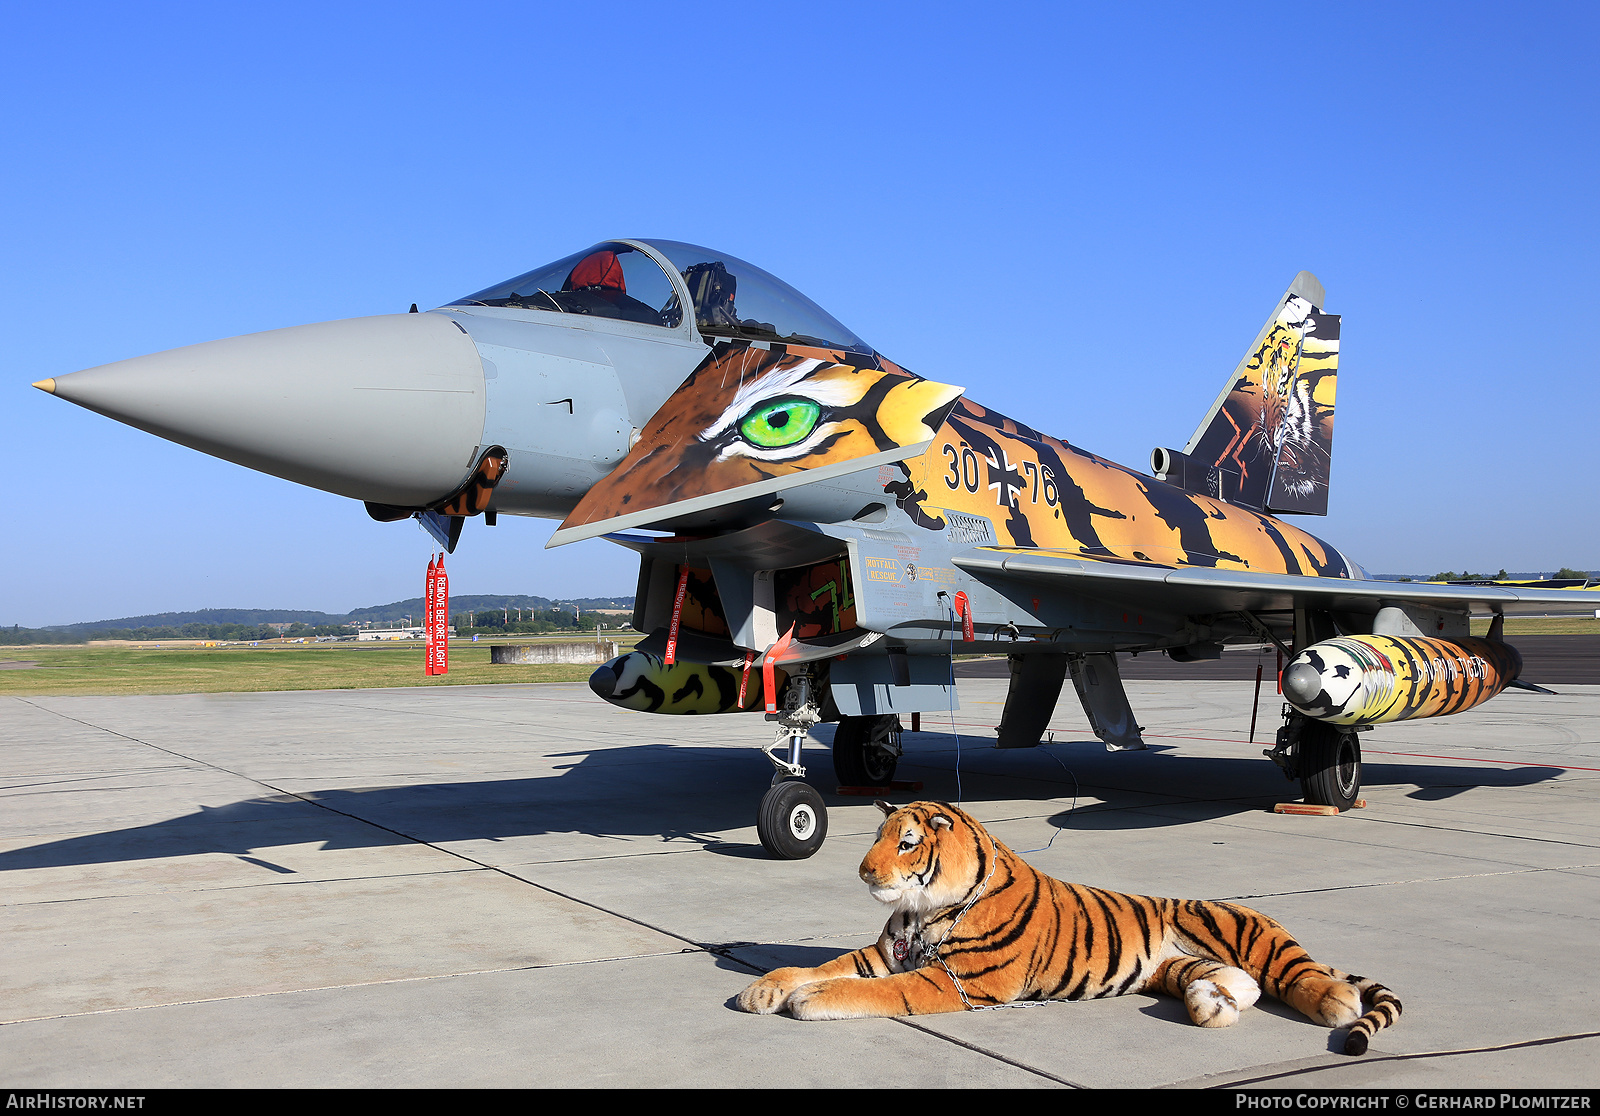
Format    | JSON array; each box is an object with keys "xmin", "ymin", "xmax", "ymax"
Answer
[
  {"xmin": 5, "ymin": 866, "xmax": 495, "ymax": 907},
  {"xmin": 0, "ymin": 948, "xmax": 716, "ymax": 1028},
  {"xmin": 1354, "ymin": 813, "xmax": 1600, "ymax": 850},
  {"xmin": 1220, "ymin": 861, "xmax": 1600, "ymax": 902},
  {"xmin": 942, "ymin": 772, "xmax": 1600, "ymax": 852},
  {"xmin": 885, "ymin": 1016, "xmax": 1088, "ymax": 1088},
  {"xmin": 13, "ymin": 699, "xmax": 721, "ymax": 956},
  {"xmin": 1211, "ymin": 1029, "xmax": 1600, "ymax": 1087}
]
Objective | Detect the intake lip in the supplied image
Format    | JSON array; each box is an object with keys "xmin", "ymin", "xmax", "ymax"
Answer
[{"xmin": 44, "ymin": 313, "xmax": 488, "ymax": 507}]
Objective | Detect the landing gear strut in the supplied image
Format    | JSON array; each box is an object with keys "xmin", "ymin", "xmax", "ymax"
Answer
[
  {"xmin": 1267, "ymin": 711, "xmax": 1363, "ymax": 812},
  {"xmin": 755, "ymin": 668, "xmax": 829, "ymax": 859},
  {"xmin": 831, "ymin": 714, "xmax": 902, "ymax": 787}
]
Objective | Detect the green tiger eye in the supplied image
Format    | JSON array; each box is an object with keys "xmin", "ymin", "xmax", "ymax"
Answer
[{"xmin": 738, "ymin": 397, "xmax": 822, "ymax": 448}]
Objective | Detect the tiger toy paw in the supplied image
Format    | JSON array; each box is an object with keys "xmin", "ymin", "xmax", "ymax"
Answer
[{"xmin": 736, "ymin": 968, "xmax": 809, "ymax": 1014}]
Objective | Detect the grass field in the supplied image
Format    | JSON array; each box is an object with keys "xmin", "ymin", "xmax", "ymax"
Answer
[
  {"xmin": 3, "ymin": 618, "xmax": 1594, "ymax": 696},
  {"xmin": 0, "ymin": 641, "xmax": 615, "ymax": 696}
]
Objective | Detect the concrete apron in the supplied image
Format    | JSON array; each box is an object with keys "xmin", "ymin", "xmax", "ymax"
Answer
[{"xmin": 2, "ymin": 679, "xmax": 1597, "ymax": 1088}]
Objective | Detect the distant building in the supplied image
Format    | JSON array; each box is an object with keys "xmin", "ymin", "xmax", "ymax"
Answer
[{"xmin": 357, "ymin": 626, "xmax": 454, "ymax": 641}]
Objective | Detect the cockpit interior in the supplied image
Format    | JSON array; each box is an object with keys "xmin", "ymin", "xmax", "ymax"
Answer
[{"xmin": 452, "ymin": 239, "xmax": 875, "ymax": 358}]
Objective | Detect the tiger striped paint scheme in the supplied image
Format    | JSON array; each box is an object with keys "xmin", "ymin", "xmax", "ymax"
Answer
[
  {"xmin": 1283, "ymin": 635, "xmax": 1522, "ymax": 727},
  {"xmin": 555, "ymin": 343, "xmax": 963, "ymax": 540},
  {"xmin": 1187, "ymin": 292, "xmax": 1339, "ymax": 515},
  {"xmin": 589, "ymin": 650, "xmax": 783, "ymax": 715},
  {"xmin": 738, "ymin": 801, "xmax": 1400, "ymax": 1055},
  {"xmin": 902, "ymin": 398, "xmax": 1356, "ymax": 578}
]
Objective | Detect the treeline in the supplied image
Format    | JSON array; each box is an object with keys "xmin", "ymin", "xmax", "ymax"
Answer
[
  {"xmin": 1404, "ymin": 567, "xmax": 1593, "ymax": 583},
  {"xmin": 4, "ymin": 622, "xmax": 357, "ymax": 645}
]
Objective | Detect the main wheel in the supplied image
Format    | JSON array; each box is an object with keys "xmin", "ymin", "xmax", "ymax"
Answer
[
  {"xmin": 757, "ymin": 781, "xmax": 829, "ymax": 859},
  {"xmin": 1300, "ymin": 721, "xmax": 1362, "ymax": 811},
  {"xmin": 831, "ymin": 715, "xmax": 901, "ymax": 787}
]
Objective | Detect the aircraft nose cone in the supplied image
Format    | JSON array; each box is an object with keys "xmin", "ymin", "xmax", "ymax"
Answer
[
  {"xmin": 45, "ymin": 313, "xmax": 487, "ymax": 507},
  {"xmin": 1281, "ymin": 660, "xmax": 1324, "ymax": 707}
]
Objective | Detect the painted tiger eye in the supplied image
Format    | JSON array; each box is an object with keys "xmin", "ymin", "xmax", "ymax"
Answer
[{"xmin": 738, "ymin": 397, "xmax": 822, "ymax": 448}]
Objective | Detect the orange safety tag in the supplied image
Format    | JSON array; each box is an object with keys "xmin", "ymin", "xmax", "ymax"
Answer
[{"xmin": 763, "ymin": 625, "xmax": 796, "ymax": 714}]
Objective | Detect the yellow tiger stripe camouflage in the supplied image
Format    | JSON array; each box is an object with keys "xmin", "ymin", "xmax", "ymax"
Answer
[
  {"xmin": 900, "ymin": 398, "xmax": 1356, "ymax": 577},
  {"xmin": 739, "ymin": 801, "xmax": 1400, "ymax": 1056},
  {"xmin": 589, "ymin": 651, "xmax": 784, "ymax": 715},
  {"xmin": 553, "ymin": 343, "xmax": 963, "ymax": 544},
  {"xmin": 1282, "ymin": 635, "xmax": 1522, "ymax": 726}
]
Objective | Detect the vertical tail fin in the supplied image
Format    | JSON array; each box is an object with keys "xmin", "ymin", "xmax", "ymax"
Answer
[{"xmin": 1154, "ymin": 273, "xmax": 1340, "ymax": 515}]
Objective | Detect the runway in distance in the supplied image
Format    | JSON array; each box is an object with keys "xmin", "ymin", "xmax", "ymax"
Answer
[{"xmin": 36, "ymin": 239, "xmax": 1600, "ymax": 857}]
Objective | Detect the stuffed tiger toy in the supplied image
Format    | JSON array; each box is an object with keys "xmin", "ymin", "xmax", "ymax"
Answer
[{"xmin": 738, "ymin": 800, "xmax": 1400, "ymax": 1055}]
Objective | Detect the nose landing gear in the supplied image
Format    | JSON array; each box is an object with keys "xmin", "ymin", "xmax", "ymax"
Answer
[{"xmin": 755, "ymin": 667, "xmax": 829, "ymax": 859}]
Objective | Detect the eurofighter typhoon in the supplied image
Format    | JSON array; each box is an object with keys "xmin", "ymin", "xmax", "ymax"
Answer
[{"xmin": 37, "ymin": 240, "xmax": 1599, "ymax": 857}]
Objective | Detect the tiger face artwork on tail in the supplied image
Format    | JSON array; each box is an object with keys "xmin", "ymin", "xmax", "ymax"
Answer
[
  {"xmin": 738, "ymin": 802, "xmax": 1400, "ymax": 1056},
  {"xmin": 1186, "ymin": 291, "xmax": 1339, "ymax": 515}
]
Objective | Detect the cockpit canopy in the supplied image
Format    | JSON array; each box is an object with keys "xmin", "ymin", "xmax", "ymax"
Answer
[{"xmin": 451, "ymin": 239, "xmax": 874, "ymax": 357}]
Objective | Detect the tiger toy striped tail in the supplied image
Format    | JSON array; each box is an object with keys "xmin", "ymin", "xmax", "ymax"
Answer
[{"xmin": 737, "ymin": 801, "xmax": 1400, "ymax": 1056}]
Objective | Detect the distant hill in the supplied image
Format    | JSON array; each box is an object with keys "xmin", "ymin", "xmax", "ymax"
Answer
[
  {"xmin": 46, "ymin": 595, "xmax": 634, "ymax": 633},
  {"xmin": 344, "ymin": 595, "xmax": 634, "ymax": 626},
  {"xmin": 48, "ymin": 607, "xmax": 348, "ymax": 633}
]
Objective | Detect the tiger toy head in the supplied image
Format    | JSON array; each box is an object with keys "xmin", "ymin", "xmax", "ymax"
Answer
[
  {"xmin": 739, "ymin": 799, "xmax": 1400, "ymax": 1056},
  {"xmin": 859, "ymin": 799, "xmax": 993, "ymax": 913}
]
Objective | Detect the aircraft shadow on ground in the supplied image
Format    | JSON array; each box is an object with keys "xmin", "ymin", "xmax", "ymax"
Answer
[
  {"xmin": 888, "ymin": 728, "xmax": 1566, "ymax": 832},
  {"xmin": 0, "ymin": 729, "xmax": 1566, "ymax": 873}
]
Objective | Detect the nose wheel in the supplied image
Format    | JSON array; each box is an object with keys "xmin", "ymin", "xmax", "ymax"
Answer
[
  {"xmin": 754, "ymin": 665, "xmax": 829, "ymax": 859},
  {"xmin": 757, "ymin": 780, "xmax": 828, "ymax": 859}
]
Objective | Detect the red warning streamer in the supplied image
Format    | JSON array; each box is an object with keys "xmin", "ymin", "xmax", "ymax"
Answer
[
  {"xmin": 664, "ymin": 566, "xmax": 691, "ymax": 666},
  {"xmin": 424, "ymin": 556, "xmax": 437, "ymax": 676},
  {"xmin": 737, "ymin": 650, "xmax": 756, "ymax": 709},
  {"xmin": 432, "ymin": 554, "xmax": 449, "ymax": 675}
]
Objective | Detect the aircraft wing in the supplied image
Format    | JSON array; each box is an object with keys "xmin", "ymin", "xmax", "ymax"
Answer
[{"xmin": 953, "ymin": 547, "xmax": 1600, "ymax": 620}]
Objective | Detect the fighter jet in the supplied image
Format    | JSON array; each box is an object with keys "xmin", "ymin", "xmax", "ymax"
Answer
[{"xmin": 36, "ymin": 239, "xmax": 1600, "ymax": 858}]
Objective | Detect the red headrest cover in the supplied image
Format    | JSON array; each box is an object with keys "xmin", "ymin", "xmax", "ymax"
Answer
[{"xmin": 568, "ymin": 250, "xmax": 626, "ymax": 292}]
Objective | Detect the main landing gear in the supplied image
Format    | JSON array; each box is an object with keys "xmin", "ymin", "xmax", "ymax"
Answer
[
  {"xmin": 1267, "ymin": 711, "xmax": 1364, "ymax": 812},
  {"xmin": 831, "ymin": 713, "xmax": 902, "ymax": 787}
]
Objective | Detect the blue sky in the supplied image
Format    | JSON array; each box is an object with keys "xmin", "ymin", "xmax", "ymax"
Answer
[{"xmin": 3, "ymin": 2, "xmax": 1596, "ymax": 628}]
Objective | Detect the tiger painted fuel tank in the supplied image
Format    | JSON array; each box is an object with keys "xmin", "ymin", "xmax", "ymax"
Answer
[
  {"xmin": 1280, "ymin": 635, "xmax": 1523, "ymax": 726},
  {"xmin": 588, "ymin": 651, "xmax": 786, "ymax": 716}
]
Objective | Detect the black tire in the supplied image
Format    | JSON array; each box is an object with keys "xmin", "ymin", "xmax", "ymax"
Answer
[
  {"xmin": 1300, "ymin": 721, "xmax": 1362, "ymax": 811},
  {"xmin": 757, "ymin": 781, "xmax": 829, "ymax": 859},
  {"xmin": 831, "ymin": 715, "xmax": 901, "ymax": 787}
]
